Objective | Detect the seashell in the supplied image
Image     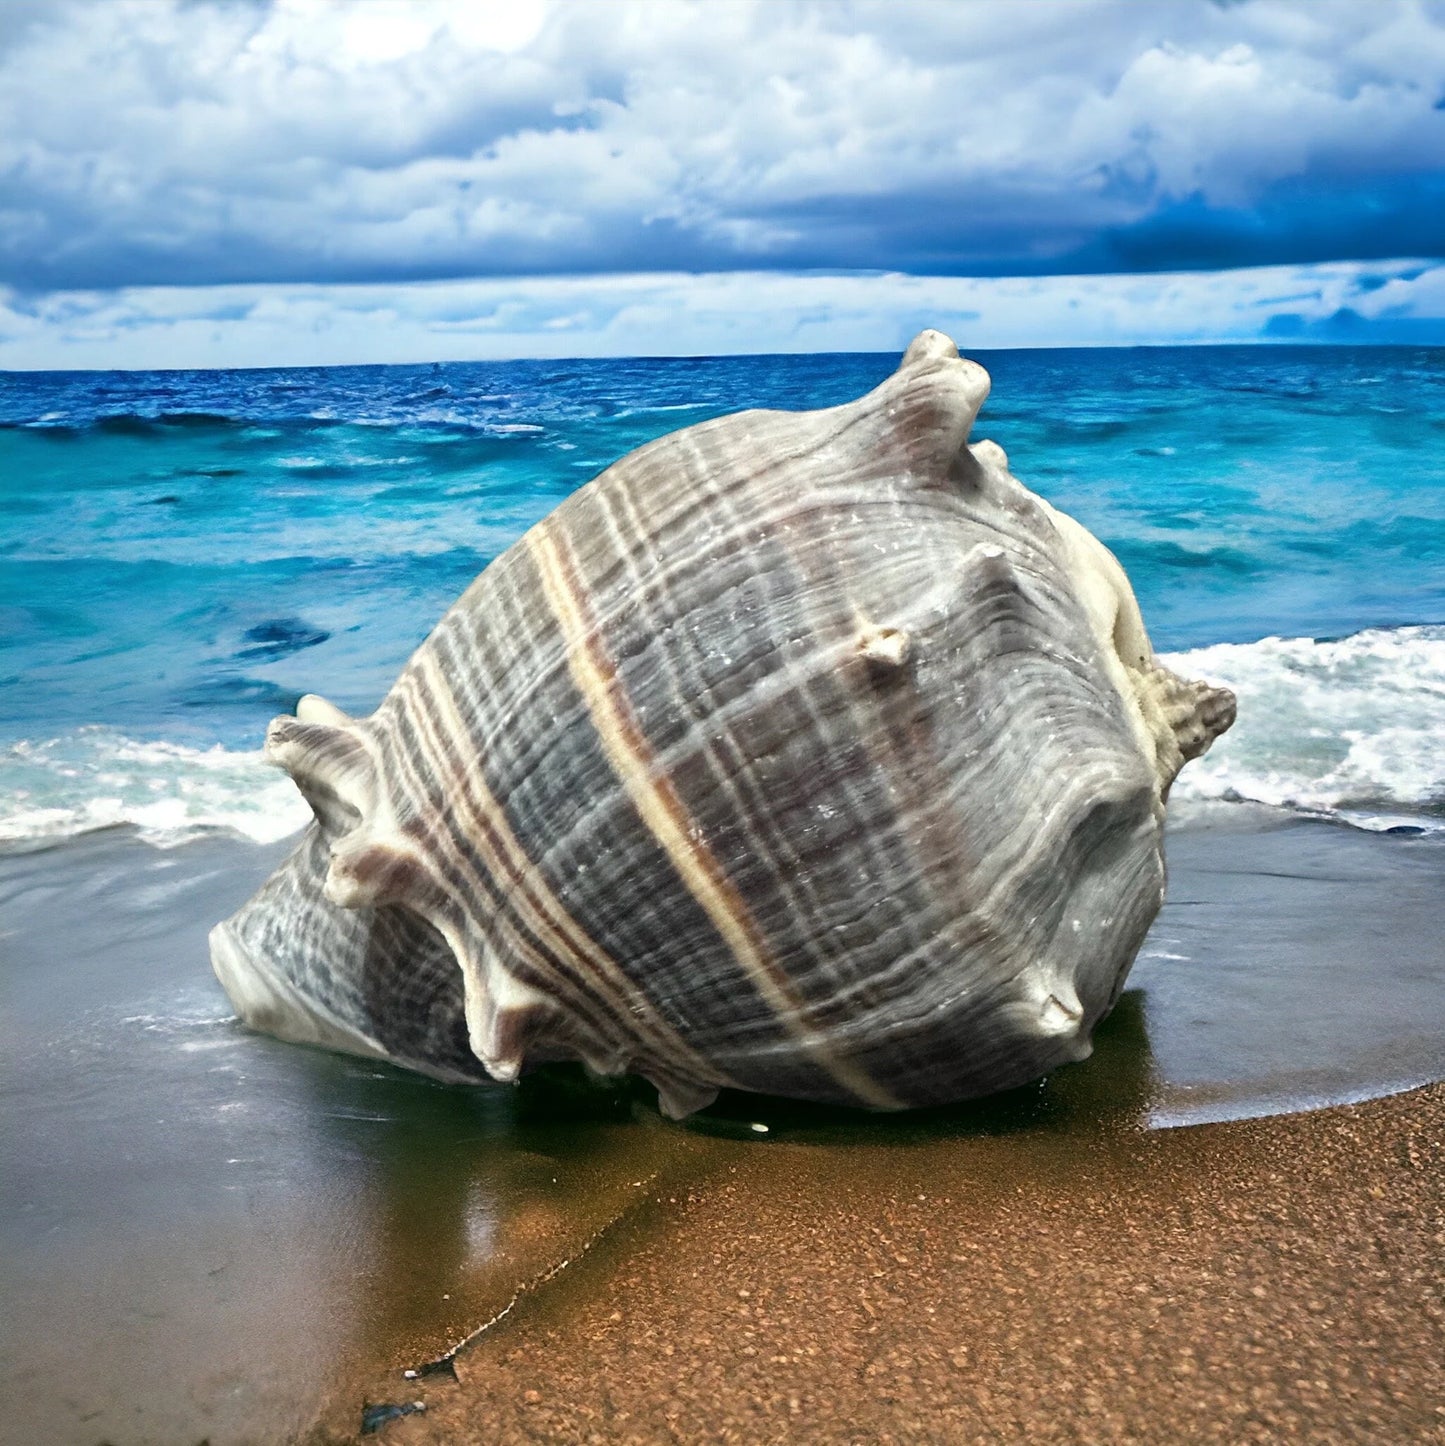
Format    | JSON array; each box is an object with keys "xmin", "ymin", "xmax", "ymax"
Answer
[{"xmin": 210, "ymin": 331, "xmax": 1235, "ymax": 1118}]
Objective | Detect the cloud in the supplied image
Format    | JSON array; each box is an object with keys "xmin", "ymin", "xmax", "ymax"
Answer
[
  {"xmin": 1, "ymin": 0, "xmax": 1442, "ymax": 294},
  {"xmin": 4, "ymin": 259, "xmax": 1442, "ymax": 371}
]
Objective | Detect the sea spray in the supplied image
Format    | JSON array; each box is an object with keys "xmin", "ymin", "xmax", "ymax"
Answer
[{"xmin": 0, "ymin": 729, "xmax": 309, "ymax": 846}]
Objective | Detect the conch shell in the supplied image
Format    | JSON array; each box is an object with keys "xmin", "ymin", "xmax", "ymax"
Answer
[{"xmin": 210, "ymin": 331, "xmax": 1234, "ymax": 1118}]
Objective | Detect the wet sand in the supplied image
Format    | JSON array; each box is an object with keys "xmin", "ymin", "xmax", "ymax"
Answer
[
  {"xmin": 0, "ymin": 830, "xmax": 719, "ymax": 1446},
  {"xmin": 2, "ymin": 812, "xmax": 1442, "ymax": 1444},
  {"xmin": 347, "ymin": 1080, "xmax": 1445, "ymax": 1446}
]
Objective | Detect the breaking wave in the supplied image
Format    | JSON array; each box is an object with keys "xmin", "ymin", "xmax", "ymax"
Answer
[
  {"xmin": 1164, "ymin": 624, "xmax": 1445, "ymax": 833},
  {"xmin": 0, "ymin": 730, "xmax": 308, "ymax": 848}
]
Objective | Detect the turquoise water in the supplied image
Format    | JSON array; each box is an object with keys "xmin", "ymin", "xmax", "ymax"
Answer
[
  {"xmin": 2, "ymin": 344, "xmax": 1444, "ymax": 1446},
  {"xmin": 2, "ymin": 344, "xmax": 1443, "ymax": 839}
]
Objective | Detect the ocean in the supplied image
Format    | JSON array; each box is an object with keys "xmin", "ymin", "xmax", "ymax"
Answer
[
  {"xmin": 3, "ymin": 344, "xmax": 1444, "ymax": 1444},
  {"xmin": 3, "ymin": 345, "xmax": 1444, "ymax": 844}
]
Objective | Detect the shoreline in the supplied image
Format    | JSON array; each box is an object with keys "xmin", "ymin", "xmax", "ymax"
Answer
[
  {"xmin": 326, "ymin": 1079, "xmax": 1445, "ymax": 1445},
  {"xmin": 2, "ymin": 812, "xmax": 1442, "ymax": 1444}
]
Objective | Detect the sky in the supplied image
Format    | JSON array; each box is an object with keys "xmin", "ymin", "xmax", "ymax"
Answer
[{"xmin": 1, "ymin": 0, "xmax": 1443, "ymax": 368}]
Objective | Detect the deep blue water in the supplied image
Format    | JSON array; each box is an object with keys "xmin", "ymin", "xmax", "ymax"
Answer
[{"xmin": 2, "ymin": 345, "xmax": 1443, "ymax": 840}]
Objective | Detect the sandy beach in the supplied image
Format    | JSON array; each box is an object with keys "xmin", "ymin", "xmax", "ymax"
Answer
[
  {"xmin": 3, "ymin": 811, "xmax": 1442, "ymax": 1444},
  {"xmin": 331, "ymin": 1079, "xmax": 1445, "ymax": 1446}
]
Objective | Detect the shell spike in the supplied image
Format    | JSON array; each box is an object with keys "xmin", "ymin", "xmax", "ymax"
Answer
[
  {"xmin": 1029, "ymin": 980, "xmax": 1092, "ymax": 1064},
  {"xmin": 900, "ymin": 328, "xmax": 961, "ymax": 369},
  {"xmin": 469, "ymin": 963, "xmax": 554, "ymax": 1085},
  {"xmin": 855, "ymin": 621, "xmax": 912, "ymax": 670},
  {"xmin": 265, "ymin": 710, "xmax": 376, "ymax": 835},
  {"xmin": 1038, "ymin": 982, "xmax": 1085, "ymax": 1037},
  {"xmin": 872, "ymin": 328, "xmax": 991, "ymax": 478},
  {"xmin": 322, "ymin": 833, "xmax": 428, "ymax": 911},
  {"xmin": 295, "ymin": 693, "xmax": 355, "ymax": 727},
  {"xmin": 654, "ymin": 1077, "xmax": 721, "ymax": 1121},
  {"xmin": 1139, "ymin": 665, "xmax": 1238, "ymax": 792}
]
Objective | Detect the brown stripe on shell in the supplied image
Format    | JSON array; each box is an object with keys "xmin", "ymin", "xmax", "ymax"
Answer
[
  {"xmin": 399, "ymin": 648, "xmax": 730, "ymax": 1098},
  {"xmin": 529, "ymin": 516, "xmax": 903, "ymax": 1111},
  {"xmin": 413, "ymin": 544, "xmax": 756, "ymax": 1105},
  {"xmin": 368, "ymin": 665, "xmax": 705, "ymax": 1097},
  {"xmin": 578, "ymin": 420, "xmax": 955, "ymax": 1085},
  {"xmin": 354, "ymin": 554, "xmax": 742, "ymax": 1115},
  {"xmin": 270, "ymin": 655, "xmax": 617, "ymax": 1083}
]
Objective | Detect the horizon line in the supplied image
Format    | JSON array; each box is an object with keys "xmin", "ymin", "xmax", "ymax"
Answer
[{"xmin": 5, "ymin": 334, "xmax": 1442, "ymax": 378}]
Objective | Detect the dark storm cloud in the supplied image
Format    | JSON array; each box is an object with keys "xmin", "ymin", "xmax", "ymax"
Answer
[{"xmin": 1, "ymin": 0, "xmax": 1443, "ymax": 293}]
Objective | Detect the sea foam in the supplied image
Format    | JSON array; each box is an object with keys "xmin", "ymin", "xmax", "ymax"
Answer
[
  {"xmin": 1164, "ymin": 625, "xmax": 1445, "ymax": 830},
  {"xmin": 0, "ymin": 730, "xmax": 308, "ymax": 847}
]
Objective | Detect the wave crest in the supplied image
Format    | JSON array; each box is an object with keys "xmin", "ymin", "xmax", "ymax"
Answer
[
  {"xmin": 1164, "ymin": 625, "xmax": 1445, "ymax": 831},
  {"xmin": 0, "ymin": 730, "xmax": 309, "ymax": 847}
]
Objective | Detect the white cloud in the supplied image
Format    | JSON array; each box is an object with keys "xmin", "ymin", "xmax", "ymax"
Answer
[
  {"xmin": 3, "ymin": 259, "xmax": 1440, "ymax": 371},
  {"xmin": 0, "ymin": 0, "xmax": 1441, "ymax": 291}
]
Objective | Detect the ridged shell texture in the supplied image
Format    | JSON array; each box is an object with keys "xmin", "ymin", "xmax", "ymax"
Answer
[{"xmin": 211, "ymin": 331, "xmax": 1235, "ymax": 1118}]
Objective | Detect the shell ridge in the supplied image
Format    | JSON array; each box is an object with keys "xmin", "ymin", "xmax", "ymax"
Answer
[
  {"xmin": 212, "ymin": 829, "xmax": 488, "ymax": 1086},
  {"xmin": 422, "ymin": 870, "xmax": 630, "ymax": 1085},
  {"xmin": 358, "ymin": 899, "xmax": 490, "ymax": 1081},
  {"xmin": 590, "ymin": 474, "xmax": 938, "ymax": 634},
  {"xmin": 413, "ymin": 618, "xmax": 757, "ymax": 1103},
  {"xmin": 529, "ymin": 515, "xmax": 904, "ymax": 1111},
  {"xmin": 401, "ymin": 646, "xmax": 730, "ymax": 1091},
  {"xmin": 596, "ymin": 426, "xmax": 954, "ymax": 1098},
  {"xmin": 821, "ymin": 526, "xmax": 1160, "ymax": 1075},
  {"xmin": 705, "ymin": 413, "xmax": 1047, "ymax": 1087},
  {"xmin": 814, "ymin": 767, "xmax": 1156, "ymax": 1093}
]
